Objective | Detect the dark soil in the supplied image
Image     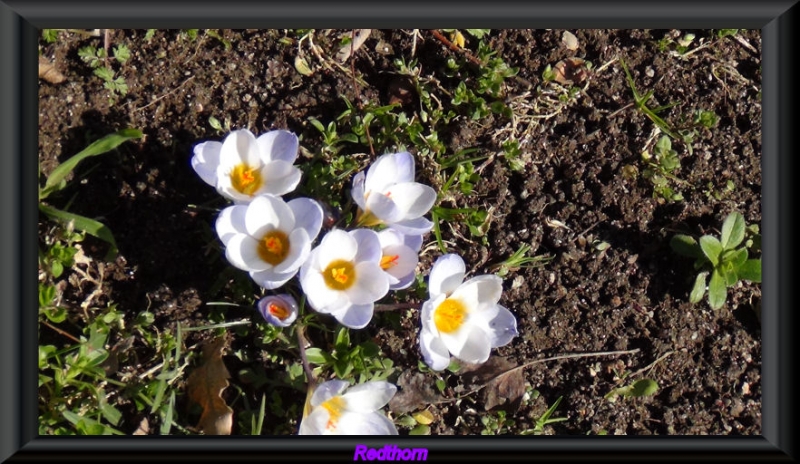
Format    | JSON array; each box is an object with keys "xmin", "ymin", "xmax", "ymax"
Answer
[{"xmin": 38, "ymin": 29, "xmax": 762, "ymax": 435}]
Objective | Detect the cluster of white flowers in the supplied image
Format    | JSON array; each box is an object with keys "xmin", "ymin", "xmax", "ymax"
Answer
[{"xmin": 191, "ymin": 128, "xmax": 518, "ymax": 435}]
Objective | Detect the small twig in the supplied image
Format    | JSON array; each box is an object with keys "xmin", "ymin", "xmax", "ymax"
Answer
[
  {"xmin": 374, "ymin": 302, "xmax": 419, "ymax": 312},
  {"xmin": 132, "ymin": 75, "xmax": 195, "ymax": 111},
  {"xmin": 42, "ymin": 320, "xmax": 81, "ymax": 344},
  {"xmin": 297, "ymin": 324, "xmax": 317, "ymax": 388},
  {"xmin": 429, "ymin": 29, "xmax": 482, "ymax": 66},
  {"xmin": 626, "ymin": 350, "xmax": 674, "ymax": 380}
]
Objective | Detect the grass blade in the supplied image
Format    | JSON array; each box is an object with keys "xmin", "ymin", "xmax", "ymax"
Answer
[
  {"xmin": 39, "ymin": 203, "xmax": 118, "ymax": 261},
  {"xmin": 41, "ymin": 128, "xmax": 142, "ymax": 199}
]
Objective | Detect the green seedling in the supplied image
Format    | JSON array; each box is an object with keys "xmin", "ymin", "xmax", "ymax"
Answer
[
  {"xmin": 619, "ymin": 57, "xmax": 679, "ymax": 140},
  {"xmin": 304, "ymin": 326, "xmax": 396, "ymax": 383},
  {"xmin": 642, "ymin": 135, "xmax": 684, "ymax": 202},
  {"xmin": 78, "ymin": 43, "xmax": 130, "ymax": 100},
  {"xmin": 39, "ymin": 128, "xmax": 142, "ymax": 261},
  {"xmin": 491, "ymin": 244, "xmax": 554, "ymax": 277},
  {"xmin": 604, "ymin": 378, "xmax": 659, "ymax": 403},
  {"xmin": 520, "ymin": 394, "xmax": 567, "ymax": 435},
  {"xmin": 670, "ymin": 211, "xmax": 762, "ymax": 310}
]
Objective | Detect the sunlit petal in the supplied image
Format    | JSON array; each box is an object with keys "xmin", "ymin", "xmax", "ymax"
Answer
[
  {"xmin": 310, "ymin": 380, "xmax": 350, "ymax": 407},
  {"xmin": 332, "ymin": 302, "xmax": 374, "ymax": 329},
  {"xmin": 351, "ymin": 171, "xmax": 367, "ymax": 211},
  {"xmin": 428, "ymin": 254, "xmax": 465, "ymax": 297},
  {"xmin": 350, "ymin": 229, "xmax": 382, "ymax": 264},
  {"xmin": 390, "ymin": 216, "xmax": 434, "ymax": 236},
  {"xmin": 346, "ymin": 261, "xmax": 389, "ymax": 305},
  {"xmin": 318, "ymin": 229, "xmax": 357, "ymax": 265},
  {"xmin": 486, "ymin": 305, "xmax": 518, "ymax": 348},
  {"xmin": 335, "ymin": 411, "xmax": 398, "ymax": 435},
  {"xmin": 365, "ymin": 151, "xmax": 415, "ymax": 192},
  {"xmin": 288, "ymin": 198, "xmax": 324, "ymax": 241},
  {"xmin": 215, "ymin": 204, "xmax": 248, "ymax": 247},
  {"xmin": 191, "ymin": 141, "xmax": 222, "ymax": 186},
  {"xmin": 450, "ymin": 325, "xmax": 492, "ymax": 364},
  {"xmin": 224, "ymin": 235, "xmax": 269, "ymax": 271},
  {"xmin": 244, "ymin": 194, "xmax": 294, "ymax": 238},
  {"xmin": 273, "ymin": 227, "xmax": 310, "ymax": 274},
  {"xmin": 419, "ymin": 327, "xmax": 451, "ymax": 371},
  {"xmin": 365, "ymin": 192, "xmax": 402, "ymax": 223},
  {"xmin": 219, "ymin": 129, "xmax": 261, "ymax": 168},
  {"xmin": 451, "ymin": 275, "xmax": 503, "ymax": 308},
  {"xmin": 250, "ymin": 267, "xmax": 296, "ymax": 290},
  {"xmin": 257, "ymin": 159, "xmax": 302, "ymax": 196},
  {"xmin": 256, "ymin": 129, "xmax": 299, "ymax": 163},
  {"xmin": 342, "ymin": 381, "xmax": 397, "ymax": 411},
  {"xmin": 384, "ymin": 182, "xmax": 436, "ymax": 219}
]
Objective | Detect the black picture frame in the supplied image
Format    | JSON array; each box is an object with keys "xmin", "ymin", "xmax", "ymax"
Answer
[{"xmin": 3, "ymin": 1, "xmax": 795, "ymax": 461}]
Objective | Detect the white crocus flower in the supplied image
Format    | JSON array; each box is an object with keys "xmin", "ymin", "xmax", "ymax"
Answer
[
  {"xmin": 256, "ymin": 294, "xmax": 298, "ymax": 327},
  {"xmin": 351, "ymin": 151, "xmax": 437, "ymax": 235},
  {"xmin": 299, "ymin": 229, "xmax": 389, "ymax": 329},
  {"xmin": 375, "ymin": 228, "xmax": 422, "ymax": 290},
  {"xmin": 191, "ymin": 128, "xmax": 302, "ymax": 202},
  {"xmin": 215, "ymin": 194, "xmax": 323, "ymax": 289},
  {"xmin": 299, "ymin": 380, "xmax": 398, "ymax": 435},
  {"xmin": 419, "ymin": 253, "xmax": 519, "ymax": 371}
]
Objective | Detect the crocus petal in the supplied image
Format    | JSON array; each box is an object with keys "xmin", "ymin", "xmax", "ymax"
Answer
[
  {"xmin": 225, "ymin": 235, "xmax": 270, "ymax": 272},
  {"xmin": 346, "ymin": 262, "xmax": 389, "ymax": 305},
  {"xmin": 450, "ymin": 324, "xmax": 492, "ymax": 364},
  {"xmin": 244, "ymin": 194, "xmax": 295, "ymax": 238},
  {"xmin": 256, "ymin": 130, "xmax": 298, "ymax": 163},
  {"xmin": 302, "ymin": 270, "xmax": 350, "ymax": 314},
  {"xmin": 365, "ymin": 152, "xmax": 415, "ymax": 192},
  {"xmin": 342, "ymin": 381, "xmax": 397, "ymax": 412},
  {"xmin": 439, "ymin": 320, "xmax": 473, "ymax": 357},
  {"xmin": 390, "ymin": 216, "xmax": 434, "ymax": 236},
  {"xmin": 332, "ymin": 302, "xmax": 375, "ymax": 329},
  {"xmin": 215, "ymin": 174, "xmax": 253, "ymax": 203},
  {"xmin": 365, "ymin": 192, "xmax": 402, "ymax": 223},
  {"xmin": 384, "ymin": 182, "xmax": 436, "ymax": 219},
  {"xmin": 350, "ymin": 229, "xmax": 382, "ymax": 264},
  {"xmin": 215, "ymin": 204, "xmax": 248, "ymax": 247},
  {"xmin": 351, "ymin": 171, "xmax": 367, "ymax": 210},
  {"xmin": 256, "ymin": 294, "xmax": 298, "ymax": 326},
  {"xmin": 310, "ymin": 379, "xmax": 351, "ymax": 407},
  {"xmin": 273, "ymin": 228, "xmax": 311, "ymax": 274},
  {"xmin": 401, "ymin": 230, "xmax": 424, "ymax": 252},
  {"xmin": 256, "ymin": 159, "xmax": 302, "ymax": 196},
  {"xmin": 419, "ymin": 326, "xmax": 451, "ymax": 371},
  {"xmin": 377, "ymin": 228, "xmax": 404, "ymax": 247},
  {"xmin": 250, "ymin": 266, "xmax": 297, "ymax": 290},
  {"xmin": 380, "ymin": 244, "xmax": 418, "ymax": 281},
  {"xmin": 298, "ymin": 405, "xmax": 330, "ymax": 435},
  {"xmin": 451, "ymin": 275, "xmax": 503, "ymax": 309},
  {"xmin": 486, "ymin": 304, "xmax": 518, "ymax": 348},
  {"xmin": 288, "ymin": 198, "xmax": 324, "ymax": 241},
  {"xmin": 318, "ymin": 229, "xmax": 357, "ymax": 265},
  {"xmin": 218, "ymin": 129, "xmax": 262, "ymax": 169},
  {"xmin": 390, "ymin": 272, "xmax": 416, "ymax": 290},
  {"xmin": 428, "ymin": 253, "xmax": 466, "ymax": 298},
  {"xmin": 336, "ymin": 411, "xmax": 398, "ymax": 435},
  {"xmin": 191, "ymin": 141, "xmax": 222, "ymax": 186}
]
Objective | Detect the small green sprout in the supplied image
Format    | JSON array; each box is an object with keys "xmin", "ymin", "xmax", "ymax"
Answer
[
  {"xmin": 520, "ymin": 394, "xmax": 567, "ymax": 435},
  {"xmin": 619, "ymin": 57, "xmax": 679, "ymax": 140},
  {"xmin": 670, "ymin": 212, "xmax": 762, "ymax": 310},
  {"xmin": 491, "ymin": 244, "xmax": 554, "ymax": 277},
  {"xmin": 642, "ymin": 135, "xmax": 684, "ymax": 202},
  {"xmin": 605, "ymin": 378, "xmax": 659, "ymax": 403}
]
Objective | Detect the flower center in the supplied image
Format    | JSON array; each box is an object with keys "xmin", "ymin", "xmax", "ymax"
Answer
[
  {"xmin": 321, "ymin": 396, "xmax": 346, "ymax": 431},
  {"xmin": 230, "ymin": 163, "xmax": 263, "ymax": 196},
  {"xmin": 323, "ymin": 259, "xmax": 356, "ymax": 291},
  {"xmin": 434, "ymin": 298, "xmax": 467, "ymax": 333},
  {"xmin": 257, "ymin": 230, "xmax": 290, "ymax": 266},
  {"xmin": 267, "ymin": 302, "xmax": 290, "ymax": 321},
  {"xmin": 380, "ymin": 254, "xmax": 400, "ymax": 270}
]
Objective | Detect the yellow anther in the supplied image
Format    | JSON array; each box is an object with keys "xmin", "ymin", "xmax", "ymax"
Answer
[
  {"xmin": 258, "ymin": 230, "xmax": 290, "ymax": 265},
  {"xmin": 323, "ymin": 260, "xmax": 356, "ymax": 290},
  {"xmin": 321, "ymin": 396, "xmax": 346, "ymax": 431},
  {"xmin": 380, "ymin": 254, "xmax": 400, "ymax": 270},
  {"xmin": 434, "ymin": 298, "xmax": 467, "ymax": 333},
  {"xmin": 230, "ymin": 163, "xmax": 263, "ymax": 196},
  {"xmin": 268, "ymin": 303, "xmax": 290, "ymax": 320}
]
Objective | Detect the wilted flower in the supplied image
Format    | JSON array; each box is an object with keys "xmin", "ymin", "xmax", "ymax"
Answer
[
  {"xmin": 216, "ymin": 194, "xmax": 323, "ymax": 289},
  {"xmin": 419, "ymin": 253, "xmax": 518, "ymax": 371},
  {"xmin": 299, "ymin": 380, "xmax": 398, "ymax": 435},
  {"xmin": 256, "ymin": 294, "xmax": 299, "ymax": 327},
  {"xmin": 299, "ymin": 229, "xmax": 389, "ymax": 329},
  {"xmin": 351, "ymin": 151, "xmax": 436, "ymax": 235},
  {"xmin": 376, "ymin": 228, "xmax": 422, "ymax": 290},
  {"xmin": 191, "ymin": 128, "xmax": 302, "ymax": 202}
]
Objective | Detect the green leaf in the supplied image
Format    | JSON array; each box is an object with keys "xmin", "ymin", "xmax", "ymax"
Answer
[
  {"xmin": 409, "ymin": 424, "xmax": 431, "ymax": 435},
  {"xmin": 708, "ymin": 269, "xmax": 727, "ymax": 310},
  {"xmin": 304, "ymin": 347, "xmax": 332, "ymax": 365},
  {"xmin": 630, "ymin": 379, "xmax": 658, "ymax": 397},
  {"xmin": 738, "ymin": 259, "xmax": 762, "ymax": 283},
  {"xmin": 41, "ymin": 128, "xmax": 143, "ymax": 200},
  {"xmin": 720, "ymin": 212, "xmax": 746, "ymax": 250},
  {"xmin": 690, "ymin": 272, "xmax": 708, "ymax": 303},
  {"xmin": 724, "ymin": 247, "xmax": 749, "ymax": 269},
  {"xmin": 39, "ymin": 204, "xmax": 119, "ymax": 261},
  {"xmin": 670, "ymin": 234, "xmax": 703, "ymax": 259},
  {"xmin": 699, "ymin": 235, "xmax": 723, "ymax": 267}
]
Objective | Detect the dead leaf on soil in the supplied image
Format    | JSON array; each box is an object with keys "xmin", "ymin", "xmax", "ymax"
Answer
[
  {"xmin": 186, "ymin": 336, "xmax": 233, "ymax": 435},
  {"xmin": 132, "ymin": 417, "xmax": 149, "ymax": 435},
  {"xmin": 388, "ymin": 371, "xmax": 447, "ymax": 414},
  {"xmin": 38, "ymin": 56, "xmax": 66, "ymax": 84},
  {"xmin": 336, "ymin": 29, "xmax": 372, "ymax": 63},
  {"xmin": 561, "ymin": 31, "xmax": 579, "ymax": 51},
  {"xmin": 553, "ymin": 57, "xmax": 590, "ymax": 85},
  {"xmin": 459, "ymin": 356, "xmax": 527, "ymax": 411}
]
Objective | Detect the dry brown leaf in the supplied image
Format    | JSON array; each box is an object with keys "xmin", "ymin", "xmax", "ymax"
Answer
[
  {"xmin": 186, "ymin": 337, "xmax": 233, "ymax": 435},
  {"xmin": 553, "ymin": 57, "xmax": 589, "ymax": 85},
  {"xmin": 388, "ymin": 371, "xmax": 446, "ymax": 414},
  {"xmin": 336, "ymin": 29, "xmax": 372, "ymax": 63},
  {"xmin": 38, "ymin": 56, "xmax": 66, "ymax": 84},
  {"xmin": 561, "ymin": 31, "xmax": 579, "ymax": 51},
  {"xmin": 132, "ymin": 417, "xmax": 149, "ymax": 435},
  {"xmin": 459, "ymin": 356, "xmax": 526, "ymax": 411}
]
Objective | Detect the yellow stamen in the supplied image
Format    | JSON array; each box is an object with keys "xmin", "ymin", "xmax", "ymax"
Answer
[
  {"xmin": 268, "ymin": 303, "xmax": 290, "ymax": 320},
  {"xmin": 355, "ymin": 208, "xmax": 383, "ymax": 227},
  {"xmin": 321, "ymin": 396, "xmax": 346, "ymax": 431},
  {"xmin": 380, "ymin": 254, "xmax": 400, "ymax": 270},
  {"xmin": 434, "ymin": 298, "xmax": 467, "ymax": 333},
  {"xmin": 230, "ymin": 163, "xmax": 263, "ymax": 196},
  {"xmin": 257, "ymin": 230, "xmax": 290, "ymax": 265},
  {"xmin": 323, "ymin": 259, "xmax": 356, "ymax": 291}
]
